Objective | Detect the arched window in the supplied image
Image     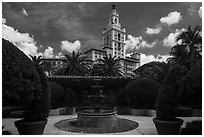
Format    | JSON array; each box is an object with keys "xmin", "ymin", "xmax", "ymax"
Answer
[{"xmin": 115, "ymin": 18, "xmax": 117, "ymax": 24}]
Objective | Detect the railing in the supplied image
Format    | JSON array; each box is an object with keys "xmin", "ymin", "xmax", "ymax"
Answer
[{"xmin": 48, "ymin": 75, "xmax": 136, "ymax": 79}]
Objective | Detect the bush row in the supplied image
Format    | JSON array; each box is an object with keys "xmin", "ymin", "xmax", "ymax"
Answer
[
  {"xmin": 48, "ymin": 76, "xmax": 201, "ymax": 109},
  {"xmin": 48, "ymin": 81, "xmax": 76, "ymax": 109}
]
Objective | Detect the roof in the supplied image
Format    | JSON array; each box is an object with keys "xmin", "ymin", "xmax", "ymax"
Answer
[
  {"xmin": 118, "ymin": 57, "xmax": 140, "ymax": 63},
  {"xmin": 84, "ymin": 48, "xmax": 106, "ymax": 54},
  {"xmin": 48, "ymin": 75, "xmax": 136, "ymax": 80},
  {"xmin": 41, "ymin": 58, "xmax": 66, "ymax": 61}
]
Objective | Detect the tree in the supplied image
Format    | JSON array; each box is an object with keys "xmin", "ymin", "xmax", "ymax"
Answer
[
  {"xmin": 30, "ymin": 55, "xmax": 42, "ymax": 65},
  {"xmin": 133, "ymin": 61, "xmax": 170, "ymax": 84},
  {"xmin": 98, "ymin": 54, "xmax": 124, "ymax": 76},
  {"xmin": 63, "ymin": 51, "xmax": 92, "ymax": 76},
  {"xmin": 30, "ymin": 55, "xmax": 54, "ymax": 76},
  {"xmin": 90, "ymin": 64, "xmax": 105, "ymax": 76},
  {"xmin": 168, "ymin": 25, "xmax": 202, "ymax": 68}
]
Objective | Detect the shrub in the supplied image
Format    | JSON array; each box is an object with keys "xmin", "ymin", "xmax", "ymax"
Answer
[
  {"xmin": 124, "ymin": 78, "xmax": 160, "ymax": 108},
  {"xmin": 48, "ymin": 81, "xmax": 64, "ymax": 108},
  {"xmin": 2, "ymin": 39, "xmax": 42, "ymax": 107},
  {"xmin": 180, "ymin": 120, "xmax": 202, "ymax": 135},
  {"xmin": 155, "ymin": 65, "xmax": 185, "ymax": 121},
  {"xmin": 2, "ymin": 39, "xmax": 50, "ymax": 121},
  {"xmin": 115, "ymin": 89, "xmax": 127, "ymax": 106},
  {"xmin": 182, "ymin": 59, "xmax": 202, "ymax": 106},
  {"xmin": 63, "ymin": 88, "xmax": 76, "ymax": 107},
  {"xmin": 25, "ymin": 63, "xmax": 50, "ymax": 121}
]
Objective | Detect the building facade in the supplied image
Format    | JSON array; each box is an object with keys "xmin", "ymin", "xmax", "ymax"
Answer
[{"xmin": 84, "ymin": 5, "xmax": 140, "ymax": 77}]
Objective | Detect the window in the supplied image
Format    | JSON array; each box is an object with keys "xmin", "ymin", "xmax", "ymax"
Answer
[
  {"xmin": 115, "ymin": 18, "xmax": 117, "ymax": 24},
  {"xmin": 118, "ymin": 33, "xmax": 121, "ymax": 41},
  {"xmin": 118, "ymin": 43, "xmax": 121, "ymax": 50}
]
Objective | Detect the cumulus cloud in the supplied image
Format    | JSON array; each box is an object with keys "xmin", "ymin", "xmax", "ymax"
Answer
[
  {"xmin": 2, "ymin": 17, "xmax": 39, "ymax": 57},
  {"xmin": 60, "ymin": 40, "xmax": 81, "ymax": 54},
  {"xmin": 22, "ymin": 8, "xmax": 28, "ymax": 16},
  {"xmin": 198, "ymin": 6, "xmax": 202, "ymax": 18},
  {"xmin": 42, "ymin": 46, "xmax": 54, "ymax": 58},
  {"xmin": 125, "ymin": 35, "xmax": 157, "ymax": 51},
  {"xmin": 145, "ymin": 27, "xmax": 161, "ymax": 35},
  {"xmin": 160, "ymin": 11, "xmax": 182, "ymax": 26},
  {"xmin": 163, "ymin": 28, "xmax": 186, "ymax": 47},
  {"xmin": 55, "ymin": 52, "xmax": 64, "ymax": 58},
  {"xmin": 140, "ymin": 53, "xmax": 170, "ymax": 66},
  {"xmin": 2, "ymin": 17, "xmax": 6, "ymax": 24}
]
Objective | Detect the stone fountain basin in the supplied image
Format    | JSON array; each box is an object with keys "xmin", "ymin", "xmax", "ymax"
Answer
[{"xmin": 77, "ymin": 108, "xmax": 117, "ymax": 129}]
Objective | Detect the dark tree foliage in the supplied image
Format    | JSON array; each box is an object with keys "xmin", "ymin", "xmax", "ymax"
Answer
[
  {"xmin": 155, "ymin": 65, "xmax": 185, "ymax": 121},
  {"xmin": 124, "ymin": 78, "xmax": 160, "ymax": 108},
  {"xmin": 2, "ymin": 39, "xmax": 50, "ymax": 121}
]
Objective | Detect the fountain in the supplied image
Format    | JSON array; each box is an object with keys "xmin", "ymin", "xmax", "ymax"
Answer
[
  {"xmin": 77, "ymin": 79, "xmax": 117, "ymax": 129},
  {"xmin": 55, "ymin": 77, "xmax": 139, "ymax": 134}
]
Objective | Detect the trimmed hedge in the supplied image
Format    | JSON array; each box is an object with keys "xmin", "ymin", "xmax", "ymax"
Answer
[
  {"xmin": 124, "ymin": 78, "xmax": 160, "ymax": 109},
  {"xmin": 115, "ymin": 89, "xmax": 127, "ymax": 106},
  {"xmin": 48, "ymin": 81, "xmax": 65, "ymax": 108},
  {"xmin": 64, "ymin": 88, "xmax": 76, "ymax": 107},
  {"xmin": 48, "ymin": 81, "xmax": 77, "ymax": 108},
  {"xmin": 48, "ymin": 78, "xmax": 133, "ymax": 105}
]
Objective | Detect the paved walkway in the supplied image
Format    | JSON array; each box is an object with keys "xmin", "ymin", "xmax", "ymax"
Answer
[{"xmin": 2, "ymin": 115, "xmax": 201, "ymax": 135}]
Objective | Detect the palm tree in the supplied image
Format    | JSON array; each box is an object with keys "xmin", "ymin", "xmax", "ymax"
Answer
[
  {"xmin": 63, "ymin": 51, "xmax": 92, "ymax": 76},
  {"xmin": 98, "ymin": 54, "xmax": 124, "ymax": 76},
  {"xmin": 91, "ymin": 64, "xmax": 104, "ymax": 76},
  {"xmin": 30, "ymin": 55, "xmax": 42, "ymax": 65},
  {"xmin": 176, "ymin": 25, "xmax": 202, "ymax": 66},
  {"xmin": 30, "ymin": 55, "xmax": 54, "ymax": 76},
  {"xmin": 167, "ymin": 44, "xmax": 188, "ymax": 65},
  {"xmin": 167, "ymin": 25, "xmax": 202, "ymax": 69},
  {"xmin": 177, "ymin": 25, "xmax": 202, "ymax": 55}
]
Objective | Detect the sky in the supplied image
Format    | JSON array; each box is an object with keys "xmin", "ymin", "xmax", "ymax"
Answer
[{"xmin": 2, "ymin": 2, "xmax": 202, "ymax": 65}]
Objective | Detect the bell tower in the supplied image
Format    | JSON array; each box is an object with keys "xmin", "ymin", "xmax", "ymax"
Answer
[{"xmin": 102, "ymin": 4, "xmax": 126, "ymax": 59}]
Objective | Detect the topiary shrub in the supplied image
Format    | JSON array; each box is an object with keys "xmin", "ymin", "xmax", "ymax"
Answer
[
  {"xmin": 25, "ymin": 61, "xmax": 50, "ymax": 121},
  {"xmin": 63, "ymin": 88, "xmax": 76, "ymax": 107},
  {"xmin": 48, "ymin": 81, "xmax": 64, "ymax": 108},
  {"xmin": 115, "ymin": 89, "xmax": 127, "ymax": 106},
  {"xmin": 2, "ymin": 39, "xmax": 50, "ymax": 121},
  {"xmin": 2, "ymin": 39, "xmax": 41, "ymax": 107},
  {"xmin": 155, "ymin": 65, "xmax": 185, "ymax": 121},
  {"xmin": 124, "ymin": 78, "xmax": 160, "ymax": 109},
  {"xmin": 182, "ymin": 59, "xmax": 202, "ymax": 106}
]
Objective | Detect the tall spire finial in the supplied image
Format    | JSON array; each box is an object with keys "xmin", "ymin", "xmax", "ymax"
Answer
[{"xmin": 112, "ymin": 4, "xmax": 116, "ymax": 9}]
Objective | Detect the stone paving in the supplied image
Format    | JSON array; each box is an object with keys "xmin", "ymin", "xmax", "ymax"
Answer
[{"xmin": 2, "ymin": 115, "xmax": 201, "ymax": 135}]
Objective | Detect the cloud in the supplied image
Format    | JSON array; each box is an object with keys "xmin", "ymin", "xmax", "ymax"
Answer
[
  {"xmin": 15, "ymin": 42, "xmax": 38, "ymax": 56},
  {"xmin": 42, "ymin": 46, "xmax": 54, "ymax": 58},
  {"xmin": 125, "ymin": 35, "xmax": 157, "ymax": 51},
  {"xmin": 160, "ymin": 11, "xmax": 182, "ymax": 26},
  {"xmin": 2, "ymin": 17, "xmax": 6, "ymax": 24},
  {"xmin": 22, "ymin": 8, "xmax": 28, "ymax": 16},
  {"xmin": 55, "ymin": 52, "xmax": 64, "ymax": 58},
  {"xmin": 2, "ymin": 17, "xmax": 39, "ymax": 57},
  {"xmin": 140, "ymin": 53, "xmax": 170, "ymax": 66},
  {"xmin": 60, "ymin": 40, "xmax": 81, "ymax": 54},
  {"xmin": 145, "ymin": 27, "xmax": 161, "ymax": 35},
  {"xmin": 163, "ymin": 28, "xmax": 186, "ymax": 47},
  {"xmin": 198, "ymin": 6, "xmax": 202, "ymax": 18}
]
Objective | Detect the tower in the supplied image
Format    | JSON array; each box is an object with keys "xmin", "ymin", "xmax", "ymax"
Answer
[{"xmin": 102, "ymin": 4, "xmax": 126, "ymax": 59}]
